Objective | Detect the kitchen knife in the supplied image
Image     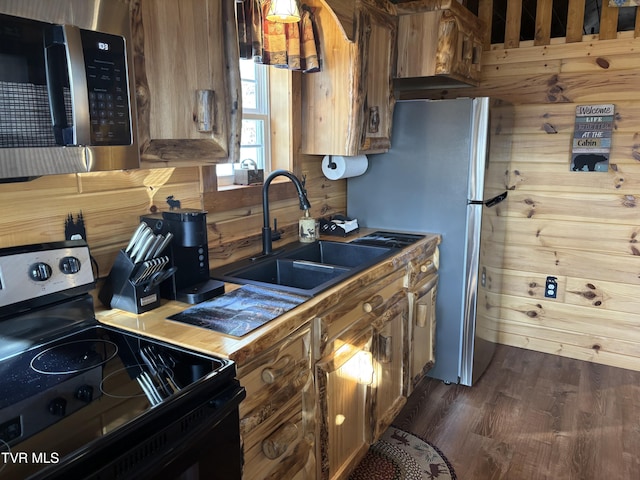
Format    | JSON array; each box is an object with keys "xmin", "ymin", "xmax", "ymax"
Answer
[
  {"xmin": 133, "ymin": 234, "xmax": 155, "ymax": 263},
  {"xmin": 152, "ymin": 231, "xmax": 174, "ymax": 257},
  {"xmin": 143, "ymin": 235, "xmax": 164, "ymax": 261},
  {"xmin": 129, "ymin": 227, "xmax": 153, "ymax": 262},
  {"xmin": 131, "ymin": 260, "xmax": 152, "ymax": 285},
  {"xmin": 125, "ymin": 223, "xmax": 147, "ymax": 254}
]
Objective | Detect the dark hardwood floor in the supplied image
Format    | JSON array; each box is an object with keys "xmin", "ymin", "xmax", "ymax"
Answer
[{"xmin": 393, "ymin": 344, "xmax": 640, "ymax": 479}]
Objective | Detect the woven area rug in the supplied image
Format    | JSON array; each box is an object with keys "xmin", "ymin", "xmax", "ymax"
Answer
[{"xmin": 349, "ymin": 427, "xmax": 456, "ymax": 480}]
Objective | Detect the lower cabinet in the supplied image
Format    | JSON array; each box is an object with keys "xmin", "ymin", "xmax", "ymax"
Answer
[
  {"xmin": 238, "ymin": 327, "xmax": 315, "ymax": 480},
  {"xmin": 406, "ymin": 272, "xmax": 438, "ymax": 395},
  {"xmin": 405, "ymin": 246, "xmax": 439, "ymax": 396},
  {"xmin": 313, "ymin": 269, "xmax": 406, "ymax": 480},
  {"xmin": 237, "ymin": 238, "xmax": 440, "ymax": 480}
]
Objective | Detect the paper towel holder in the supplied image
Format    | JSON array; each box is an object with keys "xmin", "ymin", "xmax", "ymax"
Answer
[{"xmin": 326, "ymin": 156, "xmax": 337, "ymax": 170}]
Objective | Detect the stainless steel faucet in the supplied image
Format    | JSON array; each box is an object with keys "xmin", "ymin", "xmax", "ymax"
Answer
[{"xmin": 262, "ymin": 169, "xmax": 311, "ymax": 255}]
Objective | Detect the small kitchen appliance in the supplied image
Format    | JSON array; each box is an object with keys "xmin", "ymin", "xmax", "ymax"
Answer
[
  {"xmin": 141, "ymin": 209, "xmax": 224, "ymax": 304},
  {"xmin": 0, "ymin": 2, "xmax": 139, "ymax": 180},
  {"xmin": 0, "ymin": 240, "xmax": 245, "ymax": 479}
]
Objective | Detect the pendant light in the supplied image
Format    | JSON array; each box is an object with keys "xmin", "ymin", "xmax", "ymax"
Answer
[{"xmin": 266, "ymin": 0, "xmax": 301, "ymax": 23}]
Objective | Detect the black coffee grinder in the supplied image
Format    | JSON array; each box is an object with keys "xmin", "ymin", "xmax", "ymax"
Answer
[{"xmin": 141, "ymin": 209, "xmax": 224, "ymax": 304}]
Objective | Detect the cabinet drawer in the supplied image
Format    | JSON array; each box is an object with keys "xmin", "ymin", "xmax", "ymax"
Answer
[
  {"xmin": 314, "ymin": 269, "xmax": 406, "ymax": 360},
  {"xmin": 238, "ymin": 330, "xmax": 311, "ymax": 443},
  {"xmin": 242, "ymin": 407, "xmax": 315, "ymax": 480},
  {"xmin": 406, "ymin": 245, "xmax": 439, "ymax": 290}
]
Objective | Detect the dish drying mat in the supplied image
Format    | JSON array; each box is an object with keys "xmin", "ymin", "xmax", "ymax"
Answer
[{"xmin": 167, "ymin": 284, "xmax": 307, "ymax": 337}]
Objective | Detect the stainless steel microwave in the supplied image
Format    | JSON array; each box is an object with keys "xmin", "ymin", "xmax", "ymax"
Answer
[{"xmin": 0, "ymin": 0, "xmax": 139, "ymax": 181}]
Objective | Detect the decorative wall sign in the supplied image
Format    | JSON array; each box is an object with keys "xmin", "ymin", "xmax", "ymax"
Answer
[
  {"xmin": 608, "ymin": 0, "xmax": 639, "ymax": 7},
  {"xmin": 570, "ymin": 104, "xmax": 614, "ymax": 172}
]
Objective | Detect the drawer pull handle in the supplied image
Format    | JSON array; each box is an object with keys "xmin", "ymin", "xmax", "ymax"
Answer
[
  {"xmin": 377, "ymin": 334, "xmax": 392, "ymax": 363},
  {"xmin": 363, "ymin": 295, "xmax": 383, "ymax": 313},
  {"xmin": 420, "ymin": 260, "xmax": 433, "ymax": 273},
  {"xmin": 416, "ymin": 302, "xmax": 428, "ymax": 328},
  {"xmin": 261, "ymin": 355, "xmax": 292, "ymax": 384},
  {"xmin": 262, "ymin": 422, "xmax": 298, "ymax": 459}
]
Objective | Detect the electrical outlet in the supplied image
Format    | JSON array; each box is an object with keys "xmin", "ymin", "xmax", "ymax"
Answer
[{"xmin": 545, "ymin": 276, "xmax": 557, "ymax": 298}]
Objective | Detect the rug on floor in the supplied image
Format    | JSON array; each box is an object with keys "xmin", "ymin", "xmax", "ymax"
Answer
[{"xmin": 349, "ymin": 427, "xmax": 456, "ymax": 480}]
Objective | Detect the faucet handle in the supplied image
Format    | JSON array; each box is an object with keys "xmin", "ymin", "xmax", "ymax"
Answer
[{"xmin": 271, "ymin": 218, "xmax": 281, "ymax": 241}]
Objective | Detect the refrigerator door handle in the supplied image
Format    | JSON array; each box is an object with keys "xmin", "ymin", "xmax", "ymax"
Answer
[{"xmin": 484, "ymin": 191, "xmax": 508, "ymax": 208}]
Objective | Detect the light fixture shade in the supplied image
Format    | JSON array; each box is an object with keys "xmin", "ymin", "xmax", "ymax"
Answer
[{"xmin": 266, "ymin": 0, "xmax": 301, "ymax": 23}]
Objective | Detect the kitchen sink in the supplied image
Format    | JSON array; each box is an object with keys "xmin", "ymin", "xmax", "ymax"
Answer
[{"xmin": 210, "ymin": 240, "xmax": 396, "ymax": 297}]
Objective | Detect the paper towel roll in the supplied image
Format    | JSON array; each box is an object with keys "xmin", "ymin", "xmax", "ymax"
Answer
[{"xmin": 322, "ymin": 155, "xmax": 368, "ymax": 180}]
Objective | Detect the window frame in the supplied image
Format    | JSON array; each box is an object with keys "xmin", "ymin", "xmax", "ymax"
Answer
[{"xmin": 217, "ymin": 59, "xmax": 271, "ymax": 187}]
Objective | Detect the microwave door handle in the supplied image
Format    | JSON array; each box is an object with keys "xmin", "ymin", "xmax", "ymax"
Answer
[
  {"xmin": 44, "ymin": 26, "xmax": 73, "ymax": 145},
  {"xmin": 44, "ymin": 25, "xmax": 91, "ymax": 146},
  {"xmin": 62, "ymin": 25, "xmax": 91, "ymax": 145}
]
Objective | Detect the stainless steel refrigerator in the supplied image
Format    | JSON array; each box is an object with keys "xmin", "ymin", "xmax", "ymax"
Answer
[{"xmin": 347, "ymin": 97, "xmax": 512, "ymax": 386}]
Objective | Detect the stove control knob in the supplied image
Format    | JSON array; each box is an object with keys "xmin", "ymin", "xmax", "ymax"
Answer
[
  {"xmin": 49, "ymin": 398, "xmax": 67, "ymax": 416},
  {"xmin": 29, "ymin": 262, "xmax": 53, "ymax": 281},
  {"xmin": 75, "ymin": 385, "xmax": 94, "ymax": 403},
  {"xmin": 59, "ymin": 256, "xmax": 82, "ymax": 274}
]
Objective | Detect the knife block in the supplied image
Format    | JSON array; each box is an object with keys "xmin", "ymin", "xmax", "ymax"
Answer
[{"xmin": 98, "ymin": 250, "xmax": 161, "ymax": 314}]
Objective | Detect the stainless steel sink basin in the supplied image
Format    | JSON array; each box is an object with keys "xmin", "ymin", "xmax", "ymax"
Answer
[{"xmin": 210, "ymin": 240, "xmax": 396, "ymax": 296}]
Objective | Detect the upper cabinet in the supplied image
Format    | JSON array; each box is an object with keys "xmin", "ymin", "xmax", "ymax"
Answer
[
  {"xmin": 301, "ymin": 0, "xmax": 397, "ymax": 156},
  {"xmin": 130, "ymin": 0, "xmax": 241, "ymax": 167},
  {"xmin": 395, "ymin": 0, "xmax": 484, "ymax": 89}
]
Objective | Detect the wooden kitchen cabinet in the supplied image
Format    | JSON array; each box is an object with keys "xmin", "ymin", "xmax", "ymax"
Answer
[
  {"xmin": 130, "ymin": 0, "xmax": 241, "ymax": 166},
  {"xmin": 395, "ymin": 0, "xmax": 483, "ymax": 88},
  {"xmin": 405, "ymin": 245, "xmax": 440, "ymax": 395},
  {"xmin": 237, "ymin": 326, "xmax": 315, "ymax": 480},
  {"xmin": 370, "ymin": 287, "xmax": 408, "ymax": 440},
  {"xmin": 313, "ymin": 268, "xmax": 406, "ymax": 480},
  {"xmin": 301, "ymin": 0, "xmax": 397, "ymax": 156}
]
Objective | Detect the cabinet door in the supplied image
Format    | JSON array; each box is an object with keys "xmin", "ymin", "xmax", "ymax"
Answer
[
  {"xmin": 316, "ymin": 328, "xmax": 373, "ymax": 480},
  {"xmin": 371, "ymin": 295, "xmax": 407, "ymax": 440},
  {"xmin": 132, "ymin": 0, "xmax": 238, "ymax": 164},
  {"xmin": 358, "ymin": 2, "xmax": 397, "ymax": 153},
  {"xmin": 407, "ymin": 273, "xmax": 438, "ymax": 395},
  {"xmin": 300, "ymin": 0, "xmax": 396, "ymax": 156}
]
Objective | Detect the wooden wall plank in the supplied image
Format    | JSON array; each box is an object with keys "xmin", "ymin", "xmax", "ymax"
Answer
[
  {"xmin": 482, "ymin": 33, "xmax": 639, "ymax": 66},
  {"xmin": 505, "ymin": 0, "xmax": 524, "ymax": 49},
  {"xmin": 483, "ymin": 217, "xmax": 640, "ymax": 257},
  {"xmin": 534, "ymin": 0, "xmax": 553, "ymax": 46},
  {"xmin": 566, "ymin": 0, "xmax": 587, "ymax": 42},
  {"xmin": 491, "ymin": 292, "xmax": 640, "ymax": 346},
  {"xmin": 599, "ymin": 1, "xmax": 620, "ymax": 40},
  {"xmin": 477, "ymin": 0, "xmax": 494, "ymax": 50},
  {"xmin": 498, "ymin": 330, "xmax": 640, "ymax": 371}
]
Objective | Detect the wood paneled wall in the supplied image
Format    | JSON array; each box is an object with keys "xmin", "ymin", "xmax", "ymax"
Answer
[
  {"xmin": 400, "ymin": 0, "xmax": 640, "ymax": 371},
  {"xmin": 0, "ymin": 155, "xmax": 341, "ymax": 280}
]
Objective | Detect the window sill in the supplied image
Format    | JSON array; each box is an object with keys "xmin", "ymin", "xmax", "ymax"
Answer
[
  {"xmin": 203, "ymin": 175, "xmax": 296, "ymax": 211},
  {"xmin": 216, "ymin": 176, "xmax": 288, "ymax": 192}
]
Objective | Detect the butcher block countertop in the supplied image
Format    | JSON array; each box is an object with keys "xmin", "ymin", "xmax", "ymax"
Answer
[{"xmin": 96, "ymin": 230, "xmax": 440, "ymax": 367}]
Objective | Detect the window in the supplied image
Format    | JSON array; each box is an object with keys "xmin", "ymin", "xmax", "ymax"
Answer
[{"xmin": 217, "ymin": 59, "xmax": 270, "ymax": 187}]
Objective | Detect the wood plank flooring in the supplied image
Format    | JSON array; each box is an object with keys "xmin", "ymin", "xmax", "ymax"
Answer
[{"xmin": 392, "ymin": 344, "xmax": 640, "ymax": 479}]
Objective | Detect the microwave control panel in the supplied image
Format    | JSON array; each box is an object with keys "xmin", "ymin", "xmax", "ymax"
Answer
[{"xmin": 80, "ymin": 29, "xmax": 132, "ymax": 146}]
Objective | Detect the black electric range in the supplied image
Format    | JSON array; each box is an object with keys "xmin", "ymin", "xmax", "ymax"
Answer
[{"xmin": 0, "ymin": 241, "xmax": 245, "ymax": 480}]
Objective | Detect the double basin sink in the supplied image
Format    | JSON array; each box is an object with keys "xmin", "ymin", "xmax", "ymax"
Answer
[{"xmin": 210, "ymin": 240, "xmax": 398, "ymax": 297}]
